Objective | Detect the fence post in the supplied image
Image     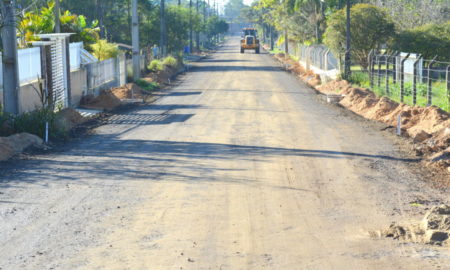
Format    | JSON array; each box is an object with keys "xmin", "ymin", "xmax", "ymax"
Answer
[
  {"xmin": 370, "ymin": 52, "xmax": 376, "ymax": 89},
  {"xmin": 392, "ymin": 52, "xmax": 400, "ymax": 84},
  {"xmin": 385, "ymin": 52, "xmax": 395, "ymax": 96},
  {"xmin": 412, "ymin": 55, "xmax": 422, "ymax": 106},
  {"xmin": 305, "ymin": 46, "xmax": 311, "ymax": 71},
  {"xmin": 377, "ymin": 52, "xmax": 386, "ymax": 87},
  {"xmin": 446, "ymin": 65, "xmax": 450, "ymax": 111},
  {"xmin": 324, "ymin": 49, "xmax": 331, "ymax": 71},
  {"xmin": 400, "ymin": 53, "xmax": 410, "ymax": 103},
  {"xmin": 427, "ymin": 56, "xmax": 437, "ymax": 106}
]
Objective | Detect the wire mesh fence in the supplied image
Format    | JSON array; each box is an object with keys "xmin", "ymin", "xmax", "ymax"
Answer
[{"xmin": 368, "ymin": 51, "xmax": 450, "ymax": 111}]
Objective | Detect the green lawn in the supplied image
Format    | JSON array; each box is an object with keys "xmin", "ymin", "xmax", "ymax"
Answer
[{"xmin": 349, "ymin": 71, "xmax": 449, "ymax": 112}]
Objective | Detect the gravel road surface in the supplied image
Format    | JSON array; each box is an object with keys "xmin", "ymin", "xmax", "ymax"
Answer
[{"xmin": 1, "ymin": 37, "xmax": 449, "ymax": 269}]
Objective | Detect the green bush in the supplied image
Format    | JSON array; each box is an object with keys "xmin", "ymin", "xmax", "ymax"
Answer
[
  {"xmin": 392, "ymin": 22, "xmax": 450, "ymax": 61},
  {"xmin": 162, "ymin": 56, "xmax": 178, "ymax": 68},
  {"xmin": 148, "ymin": 59, "xmax": 164, "ymax": 72},
  {"xmin": 0, "ymin": 107, "xmax": 67, "ymax": 139},
  {"xmin": 348, "ymin": 72, "xmax": 370, "ymax": 87},
  {"xmin": 324, "ymin": 4, "xmax": 395, "ymax": 70},
  {"xmin": 135, "ymin": 79, "xmax": 160, "ymax": 92},
  {"xmin": 90, "ymin": 39, "xmax": 119, "ymax": 61}
]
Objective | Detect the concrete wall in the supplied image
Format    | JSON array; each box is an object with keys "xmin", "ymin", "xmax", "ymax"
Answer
[
  {"xmin": 70, "ymin": 68, "xmax": 87, "ymax": 107},
  {"xmin": 18, "ymin": 81, "xmax": 43, "ymax": 113},
  {"xmin": 1, "ymin": 68, "xmax": 88, "ymax": 113}
]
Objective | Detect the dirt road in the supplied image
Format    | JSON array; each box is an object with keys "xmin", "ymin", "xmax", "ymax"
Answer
[{"xmin": 1, "ymin": 37, "xmax": 449, "ymax": 269}]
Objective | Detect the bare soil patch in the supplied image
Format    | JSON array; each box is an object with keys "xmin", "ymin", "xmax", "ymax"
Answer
[{"xmin": 374, "ymin": 205, "xmax": 450, "ymax": 246}]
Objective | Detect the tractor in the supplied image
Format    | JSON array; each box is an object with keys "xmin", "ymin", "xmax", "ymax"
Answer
[{"xmin": 240, "ymin": 28, "xmax": 260, "ymax": 54}]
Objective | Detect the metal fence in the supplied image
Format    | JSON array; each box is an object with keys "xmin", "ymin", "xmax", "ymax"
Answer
[
  {"xmin": 17, "ymin": 47, "xmax": 42, "ymax": 84},
  {"xmin": 368, "ymin": 51, "xmax": 450, "ymax": 111},
  {"xmin": 69, "ymin": 42, "xmax": 83, "ymax": 71},
  {"xmin": 297, "ymin": 44, "xmax": 339, "ymax": 71},
  {"xmin": 85, "ymin": 57, "xmax": 117, "ymax": 93}
]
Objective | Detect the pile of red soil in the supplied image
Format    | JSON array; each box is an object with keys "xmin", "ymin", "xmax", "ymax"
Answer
[
  {"xmin": 0, "ymin": 133, "xmax": 43, "ymax": 161},
  {"xmin": 80, "ymin": 90, "xmax": 122, "ymax": 111},
  {"xmin": 56, "ymin": 108, "xmax": 87, "ymax": 131},
  {"xmin": 156, "ymin": 66, "xmax": 180, "ymax": 84},
  {"xmin": 111, "ymin": 83, "xmax": 147, "ymax": 99},
  {"xmin": 274, "ymin": 54, "xmax": 322, "ymax": 87},
  {"xmin": 316, "ymin": 79, "xmax": 351, "ymax": 94}
]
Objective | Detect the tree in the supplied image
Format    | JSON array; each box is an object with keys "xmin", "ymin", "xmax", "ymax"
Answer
[
  {"xmin": 17, "ymin": 1, "xmax": 100, "ymax": 49},
  {"xmin": 369, "ymin": 0, "xmax": 450, "ymax": 31},
  {"xmin": 224, "ymin": 0, "xmax": 247, "ymax": 22},
  {"xmin": 324, "ymin": 3, "xmax": 395, "ymax": 69},
  {"xmin": 392, "ymin": 21, "xmax": 450, "ymax": 61}
]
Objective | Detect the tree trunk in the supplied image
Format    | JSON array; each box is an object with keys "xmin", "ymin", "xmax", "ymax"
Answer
[{"xmin": 284, "ymin": 28, "xmax": 289, "ymax": 56}]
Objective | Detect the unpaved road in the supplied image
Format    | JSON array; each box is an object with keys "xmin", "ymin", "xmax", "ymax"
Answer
[{"xmin": 1, "ymin": 37, "xmax": 449, "ymax": 269}]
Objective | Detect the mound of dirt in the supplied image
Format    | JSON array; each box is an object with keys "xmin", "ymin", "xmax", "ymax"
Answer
[
  {"xmin": 56, "ymin": 108, "xmax": 86, "ymax": 131},
  {"xmin": 316, "ymin": 79, "xmax": 351, "ymax": 94},
  {"xmin": 377, "ymin": 205, "xmax": 450, "ymax": 246},
  {"xmin": 80, "ymin": 90, "xmax": 122, "ymax": 111},
  {"xmin": 111, "ymin": 83, "xmax": 148, "ymax": 99},
  {"xmin": 0, "ymin": 133, "xmax": 43, "ymax": 161},
  {"xmin": 340, "ymin": 87, "xmax": 378, "ymax": 115},
  {"xmin": 155, "ymin": 65, "xmax": 180, "ymax": 84}
]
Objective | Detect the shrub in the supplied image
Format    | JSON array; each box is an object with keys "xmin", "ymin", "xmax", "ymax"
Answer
[
  {"xmin": 348, "ymin": 71, "xmax": 370, "ymax": 87},
  {"xmin": 0, "ymin": 108, "xmax": 67, "ymax": 139},
  {"xmin": 162, "ymin": 56, "xmax": 178, "ymax": 68},
  {"xmin": 90, "ymin": 39, "xmax": 119, "ymax": 61},
  {"xmin": 324, "ymin": 4, "xmax": 395, "ymax": 70},
  {"xmin": 148, "ymin": 59, "xmax": 164, "ymax": 72},
  {"xmin": 392, "ymin": 22, "xmax": 450, "ymax": 61},
  {"xmin": 135, "ymin": 79, "xmax": 160, "ymax": 92}
]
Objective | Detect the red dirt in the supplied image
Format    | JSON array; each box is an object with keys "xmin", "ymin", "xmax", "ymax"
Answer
[
  {"xmin": 80, "ymin": 90, "xmax": 122, "ymax": 111},
  {"xmin": 57, "ymin": 108, "xmax": 87, "ymax": 131}
]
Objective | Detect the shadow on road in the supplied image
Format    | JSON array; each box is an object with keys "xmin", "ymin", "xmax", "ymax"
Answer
[
  {"xmin": 191, "ymin": 65, "xmax": 283, "ymax": 72},
  {"xmin": 0, "ymin": 138, "xmax": 420, "ymax": 192}
]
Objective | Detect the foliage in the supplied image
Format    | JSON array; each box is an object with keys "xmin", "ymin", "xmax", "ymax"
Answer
[
  {"xmin": 135, "ymin": 80, "xmax": 160, "ymax": 92},
  {"xmin": 59, "ymin": 11, "xmax": 100, "ymax": 46},
  {"xmin": 90, "ymin": 39, "xmax": 119, "ymax": 60},
  {"xmin": 205, "ymin": 15, "xmax": 229, "ymax": 38},
  {"xmin": 162, "ymin": 56, "xmax": 179, "ymax": 68},
  {"xmin": 392, "ymin": 21, "xmax": 450, "ymax": 61},
  {"xmin": 17, "ymin": 1, "xmax": 100, "ymax": 48},
  {"xmin": 224, "ymin": 0, "xmax": 247, "ymax": 22},
  {"xmin": 17, "ymin": 1, "xmax": 56, "ymax": 47},
  {"xmin": 369, "ymin": 0, "xmax": 450, "ymax": 30},
  {"xmin": 149, "ymin": 59, "xmax": 164, "ymax": 72},
  {"xmin": 324, "ymin": 4, "xmax": 395, "ymax": 69},
  {"xmin": 0, "ymin": 107, "xmax": 67, "ymax": 139}
]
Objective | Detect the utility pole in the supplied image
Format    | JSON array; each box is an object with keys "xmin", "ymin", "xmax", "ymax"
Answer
[
  {"xmin": 195, "ymin": 0, "xmax": 200, "ymax": 51},
  {"xmin": 1, "ymin": 0, "xmax": 19, "ymax": 114},
  {"xmin": 189, "ymin": 0, "xmax": 193, "ymax": 51},
  {"xmin": 131, "ymin": 0, "xmax": 140, "ymax": 81},
  {"xmin": 160, "ymin": 0, "xmax": 166, "ymax": 56},
  {"xmin": 54, "ymin": 0, "xmax": 60, "ymax": 33},
  {"xmin": 344, "ymin": 0, "xmax": 351, "ymax": 79}
]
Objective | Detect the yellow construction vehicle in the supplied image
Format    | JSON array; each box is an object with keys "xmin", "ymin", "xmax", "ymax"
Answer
[{"xmin": 240, "ymin": 28, "xmax": 260, "ymax": 54}]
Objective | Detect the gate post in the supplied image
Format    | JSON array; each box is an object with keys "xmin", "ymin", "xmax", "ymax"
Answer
[
  {"xmin": 427, "ymin": 56, "xmax": 437, "ymax": 106},
  {"xmin": 400, "ymin": 53, "xmax": 410, "ymax": 103}
]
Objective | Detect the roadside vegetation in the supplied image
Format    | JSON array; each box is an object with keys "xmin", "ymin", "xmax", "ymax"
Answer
[{"xmin": 241, "ymin": 0, "xmax": 449, "ymax": 111}]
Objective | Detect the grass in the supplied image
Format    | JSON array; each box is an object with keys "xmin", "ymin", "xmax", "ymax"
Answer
[
  {"xmin": 349, "ymin": 71, "xmax": 449, "ymax": 111},
  {"xmin": 135, "ymin": 79, "xmax": 160, "ymax": 92}
]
